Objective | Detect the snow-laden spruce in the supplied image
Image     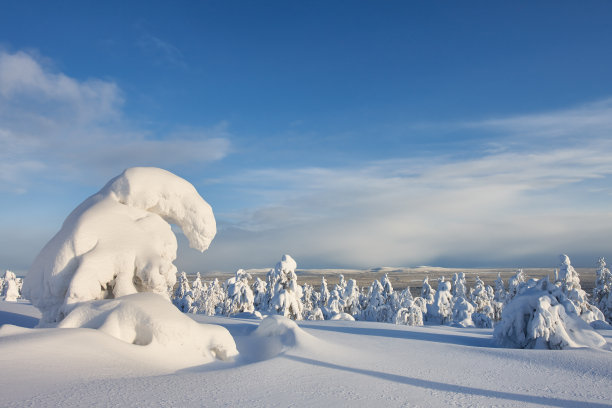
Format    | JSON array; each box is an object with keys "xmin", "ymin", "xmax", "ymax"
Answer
[
  {"xmin": 593, "ymin": 257, "xmax": 612, "ymax": 323},
  {"xmin": 1, "ymin": 270, "xmax": 22, "ymax": 302},
  {"xmin": 555, "ymin": 254, "xmax": 605, "ymax": 323},
  {"xmin": 23, "ymin": 167, "xmax": 217, "ymax": 324},
  {"xmin": 494, "ymin": 277, "xmax": 606, "ymax": 349}
]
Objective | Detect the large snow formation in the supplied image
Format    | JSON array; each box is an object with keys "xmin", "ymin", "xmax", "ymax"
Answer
[
  {"xmin": 23, "ymin": 167, "xmax": 217, "ymax": 324},
  {"xmin": 58, "ymin": 292, "xmax": 238, "ymax": 362}
]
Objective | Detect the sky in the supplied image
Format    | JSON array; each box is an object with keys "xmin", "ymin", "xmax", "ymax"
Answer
[{"xmin": 1, "ymin": 1, "xmax": 612, "ymax": 274}]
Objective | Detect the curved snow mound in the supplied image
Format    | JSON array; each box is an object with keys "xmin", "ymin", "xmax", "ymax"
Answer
[
  {"xmin": 58, "ymin": 293, "xmax": 237, "ymax": 362},
  {"xmin": 254, "ymin": 315, "xmax": 314, "ymax": 348},
  {"xmin": 330, "ymin": 312, "xmax": 355, "ymax": 321},
  {"xmin": 494, "ymin": 278, "xmax": 606, "ymax": 350},
  {"xmin": 23, "ymin": 167, "xmax": 216, "ymax": 324}
]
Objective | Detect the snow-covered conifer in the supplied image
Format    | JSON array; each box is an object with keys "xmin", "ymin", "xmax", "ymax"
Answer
[
  {"xmin": 362, "ymin": 279, "xmax": 391, "ymax": 321},
  {"xmin": 225, "ymin": 269, "xmax": 255, "ymax": 315},
  {"xmin": 252, "ymin": 277, "xmax": 267, "ymax": 311},
  {"xmin": 381, "ymin": 273, "xmax": 394, "ymax": 299},
  {"xmin": 506, "ymin": 269, "xmax": 525, "ymax": 303},
  {"xmin": 470, "ymin": 276, "xmax": 493, "ymax": 319},
  {"xmin": 494, "ymin": 277, "xmax": 606, "ymax": 349},
  {"xmin": 555, "ymin": 254, "xmax": 604, "ymax": 323},
  {"xmin": 1, "ymin": 270, "xmax": 20, "ymax": 302},
  {"xmin": 301, "ymin": 283, "xmax": 315, "ymax": 318},
  {"xmin": 172, "ymin": 272, "xmax": 192, "ymax": 312},
  {"xmin": 427, "ymin": 277, "xmax": 453, "ymax": 324},
  {"xmin": 268, "ymin": 255, "xmax": 303, "ymax": 320},
  {"xmin": 593, "ymin": 257, "xmax": 612, "ymax": 323},
  {"xmin": 306, "ymin": 307, "xmax": 324, "ymax": 320},
  {"xmin": 327, "ymin": 289, "xmax": 342, "ymax": 318},
  {"xmin": 493, "ymin": 273, "xmax": 506, "ymax": 303},
  {"xmin": 451, "ymin": 272, "xmax": 467, "ymax": 299},
  {"xmin": 319, "ymin": 276, "xmax": 330, "ymax": 309},
  {"xmin": 452, "ymin": 296, "xmax": 474, "ymax": 327},
  {"xmin": 343, "ymin": 279, "xmax": 361, "ymax": 316},
  {"xmin": 420, "ymin": 277, "xmax": 435, "ymax": 304},
  {"xmin": 395, "ymin": 303, "xmax": 424, "ymax": 326},
  {"xmin": 198, "ymin": 278, "xmax": 225, "ymax": 316}
]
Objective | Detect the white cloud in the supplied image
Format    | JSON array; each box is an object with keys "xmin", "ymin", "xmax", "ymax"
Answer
[
  {"xmin": 196, "ymin": 101, "xmax": 612, "ymax": 270},
  {"xmin": 0, "ymin": 50, "xmax": 230, "ymax": 191}
]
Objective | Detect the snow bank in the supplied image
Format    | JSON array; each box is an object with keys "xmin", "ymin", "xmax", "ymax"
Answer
[
  {"xmin": 23, "ymin": 167, "xmax": 216, "ymax": 324},
  {"xmin": 494, "ymin": 278, "xmax": 606, "ymax": 349},
  {"xmin": 58, "ymin": 292, "xmax": 237, "ymax": 362}
]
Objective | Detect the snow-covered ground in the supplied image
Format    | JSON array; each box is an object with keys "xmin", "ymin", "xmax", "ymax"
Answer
[{"xmin": 1, "ymin": 300, "xmax": 610, "ymax": 408}]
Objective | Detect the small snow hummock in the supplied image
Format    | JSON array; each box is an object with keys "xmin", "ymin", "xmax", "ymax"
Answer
[
  {"xmin": 23, "ymin": 167, "xmax": 217, "ymax": 324},
  {"xmin": 254, "ymin": 315, "xmax": 315, "ymax": 349},
  {"xmin": 58, "ymin": 292, "xmax": 238, "ymax": 363}
]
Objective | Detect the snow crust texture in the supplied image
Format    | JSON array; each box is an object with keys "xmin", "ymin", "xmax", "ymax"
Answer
[{"xmin": 23, "ymin": 167, "xmax": 216, "ymax": 324}]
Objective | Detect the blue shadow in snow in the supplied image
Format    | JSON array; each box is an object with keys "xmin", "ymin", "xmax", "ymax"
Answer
[
  {"xmin": 284, "ymin": 355, "xmax": 611, "ymax": 408},
  {"xmin": 298, "ymin": 322, "xmax": 495, "ymax": 348},
  {"xmin": 0, "ymin": 310, "xmax": 39, "ymax": 328}
]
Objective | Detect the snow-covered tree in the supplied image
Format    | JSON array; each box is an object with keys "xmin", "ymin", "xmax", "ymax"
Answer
[
  {"xmin": 319, "ymin": 276, "xmax": 330, "ymax": 309},
  {"xmin": 362, "ymin": 279, "xmax": 391, "ymax": 322},
  {"xmin": 452, "ymin": 296, "xmax": 474, "ymax": 327},
  {"xmin": 172, "ymin": 271, "xmax": 193, "ymax": 312},
  {"xmin": 197, "ymin": 278, "xmax": 226, "ymax": 316},
  {"xmin": 191, "ymin": 272, "xmax": 205, "ymax": 298},
  {"xmin": 427, "ymin": 277, "xmax": 453, "ymax": 324},
  {"xmin": 1, "ymin": 270, "xmax": 20, "ymax": 302},
  {"xmin": 420, "ymin": 277, "xmax": 435, "ymax": 304},
  {"xmin": 494, "ymin": 277, "xmax": 606, "ymax": 349},
  {"xmin": 470, "ymin": 276, "xmax": 493, "ymax": 318},
  {"xmin": 252, "ymin": 277, "xmax": 267, "ymax": 311},
  {"xmin": 555, "ymin": 254, "xmax": 604, "ymax": 323},
  {"xmin": 506, "ymin": 269, "xmax": 525, "ymax": 304},
  {"xmin": 343, "ymin": 279, "xmax": 361, "ymax": 316},
  {"xmin": 23, "ymin": 167, "xmax": 217, "ymax": 324},
  {"xmin": 493, "ymin": 273, "xmax": 506, "ymax": 303},
  {"xmin": 301, "ymin": 283, "xmax": 315, "ymax": 317},
  {"xmin": 268, "ymin": 255, "xmax": 303, "ymax": 320},
  {"xmin": 593, "ymin": 257, "xmax": 612, "ymax": 323},
  {"xmin": 327, "ymin": 289, "xmax": 343, "ymax": 317},
  {"xmin": 451, "ymin": 272, "xmax": 467, "ymax": 299},
  {"xmin": 396, "ymin": 287, "xmax": 414, "ymax": 309},
  {"xmin": 395, "ymin": 303, "xmax": 424, "ymax": 326},
  {"xmin": 334, "ymin": 274, "xmax": 347, "ymax": 299},
  {"xmin": 381, "ymin": 273, "xmax": 394, "ymax": 299},
  {"xmin": 225, "ymin": 269, "xmax": 255, "ymax": 315},
  {"xmin": 306, "ymin": 307, "xmax": 324, "ymax": 320}
]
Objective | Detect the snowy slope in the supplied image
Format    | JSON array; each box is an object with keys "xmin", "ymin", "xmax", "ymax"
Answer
[{"xmin": 0, "ymin": 301, "xmax": 611, "ymax": 408}]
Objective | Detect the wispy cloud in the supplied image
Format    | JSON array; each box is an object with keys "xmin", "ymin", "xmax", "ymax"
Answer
[
  {"xmin": 136, "ymin": 29, "xmax": 187, "ymax": 68},
  {"xmin": 0, "ymin": 50, "xmax": 229, "ymax": 192},
  {"xmin": 195, "ymin": 100, "xmax": 612, "ymax": 270}
]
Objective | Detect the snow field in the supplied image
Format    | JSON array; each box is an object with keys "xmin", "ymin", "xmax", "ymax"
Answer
[{"xmin": 0, "ymin": 301, "xmax": 610, "ymax": 407}]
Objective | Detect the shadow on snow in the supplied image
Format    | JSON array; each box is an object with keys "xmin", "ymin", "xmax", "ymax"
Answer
[{"xmin": 283, "ymin": 354, "xmax": 610, "ymax": 408}]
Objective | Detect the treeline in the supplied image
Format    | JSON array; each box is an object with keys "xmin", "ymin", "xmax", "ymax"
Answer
[{"xmin": 171, "ymin": 254, "xmax": 612, "ymax": 327}]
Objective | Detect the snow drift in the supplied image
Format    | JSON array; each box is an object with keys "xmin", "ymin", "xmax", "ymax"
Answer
[
  {"xmin": 23, "ymin": 167, "xmax": 216, "ymax": 324},
  {"xmin": 58, "ymin": 292, "xmax": 237, "ymax": 362}
]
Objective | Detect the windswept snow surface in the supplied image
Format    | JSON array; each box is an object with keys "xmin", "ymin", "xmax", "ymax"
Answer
[
  {"xmin": 0, "ymin": 301, "xmax": 611, "ymax": 407},
  {"xmin": 22, "ymin": 167, "xmax": 216, "ymax": 324}
]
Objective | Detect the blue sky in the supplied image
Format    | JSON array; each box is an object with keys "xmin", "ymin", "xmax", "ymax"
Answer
[{"xmin": 1, "ymin": 1, "xmax": 612, "ymax": 273}]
